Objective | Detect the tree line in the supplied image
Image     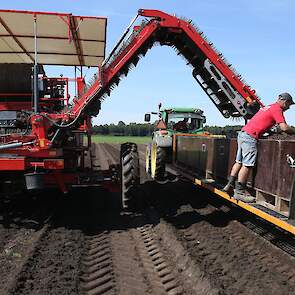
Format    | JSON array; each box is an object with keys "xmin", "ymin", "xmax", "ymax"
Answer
[
  {"xmin": 204, "ymin": 125, "xmax": 243, "ymax": 137},
  {"xmin": 92, "ymin": 121, "xmax": 154, "ymax": 136},
  {"xmin": 92, "ymin": 121, "xmax": 243, "ymax": 137}
]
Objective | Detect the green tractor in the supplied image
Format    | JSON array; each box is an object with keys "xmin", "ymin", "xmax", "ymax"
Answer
[{"xmin": 145, "ymin": 104, "xmax": 206, "ymax": 180}]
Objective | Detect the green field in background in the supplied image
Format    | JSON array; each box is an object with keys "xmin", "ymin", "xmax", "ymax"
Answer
[{"xmin": 91, "ymin": 135, "xmax": 151, "ymax": 144}]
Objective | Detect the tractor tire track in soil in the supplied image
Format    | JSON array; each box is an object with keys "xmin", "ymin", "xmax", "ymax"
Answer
[
  {"xmin": 109, "ymin": 143, "xmax": 295, "ymax": 294},
  {"xmin": 79, "ymin": 206, "xmax": 205, "ymax": 295},
  {"xmin": 0, "ymin": 143, "xmax": 294, "ymax": 294},
  {"xmin": 140, "ymin": 180, "xmax": 295, "ymax": 295}
]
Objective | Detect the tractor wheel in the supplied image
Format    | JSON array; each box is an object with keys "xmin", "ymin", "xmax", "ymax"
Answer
[
  {"xmin": 145, "ymin": 144, "xmax": 151, "ymax": 175},
  {"xmin": 120, "ymin": 142, "xmax": 140, "ymax": 210},
  {"xmin": 151, "ymin": 144, "xmax": 166, "ymax": 181}
]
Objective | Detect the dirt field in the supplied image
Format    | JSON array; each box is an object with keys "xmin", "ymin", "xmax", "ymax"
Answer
[{"xmin": 0, "ymin": 143, "xmax": 295, "ymax": 295}]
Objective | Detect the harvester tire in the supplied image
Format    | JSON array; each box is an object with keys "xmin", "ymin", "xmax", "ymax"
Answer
[
  {"xmin": 151, "ymin": 144, "xmax": 166, "ymax": 181},
  {"xmin": 145, "ymin": 144, "xmax": 151, "ymax": 175},
  {"xmin": 120, "ymin": 142, "xmax": 140, "ymax": 210}
]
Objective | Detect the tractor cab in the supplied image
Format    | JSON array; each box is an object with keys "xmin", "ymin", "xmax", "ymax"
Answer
[
  {"xmin": 160, "ymin": 107, "xmax": 206, "ymax": 134},
  {"xmin": 145, "ymin": 105, "xmax": 206, "ymax": 136}
]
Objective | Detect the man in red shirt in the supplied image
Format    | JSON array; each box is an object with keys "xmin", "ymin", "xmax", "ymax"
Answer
[{"xmin": 223, "ymin": 93, "xmax": 295, "ymax": 202}]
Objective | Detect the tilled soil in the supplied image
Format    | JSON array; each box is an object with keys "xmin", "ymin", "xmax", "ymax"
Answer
[
  {"xmin": 144, "ymin": 181, "xmax": 295, "ymax": 295},
  {"xmin": 0, "ymin": 192, "xmax": 60, "ymax": 294},
  {"xmin": 0, "ymin": 143, "xmax": 294, "ymax": 295},
  {"xmin": 267, "ymin": 133, "xmax": 295, "ymax": 140},
  {"xmin": 4, "ymin": 187, "xmax": 110, "ymax": 295}
]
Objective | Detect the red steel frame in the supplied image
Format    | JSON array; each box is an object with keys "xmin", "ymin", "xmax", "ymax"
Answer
[
  {"xmin": 70, "ymin": 9, "xmax": 264, "ymax": 119},
  {"xmin": 40, "ymin": 77, "xmax": 70, "ymax": 106},
  {"xmin": 0, "ymin": 9, "xmax": 265, "ymax": 192},
  {"xmin": 0, "ymin": 76, "xmax": 84, "ymax": 111}
]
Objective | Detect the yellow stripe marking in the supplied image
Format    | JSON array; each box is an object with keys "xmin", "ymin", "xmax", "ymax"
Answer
[{"xmin": 193, "ymin": 178, "xmax": 295, "ymax": 236}]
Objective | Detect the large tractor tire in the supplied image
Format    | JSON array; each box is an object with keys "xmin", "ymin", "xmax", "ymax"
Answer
[
  {"xmin": 150, "ymin": 143, "xmax": 166, "ymax": 181},
  {"xmin": 145, "ymin": 144, "xmax": 151, "ymax": 175},
  {"xmin": 120, "ymin": 142, "xmax": 140, "ymax": 210}
]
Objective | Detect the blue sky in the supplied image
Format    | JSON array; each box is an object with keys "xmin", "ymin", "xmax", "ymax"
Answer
[{"xmin": 2, "ymin": 0, "xmax": 295, "ymax": 126}]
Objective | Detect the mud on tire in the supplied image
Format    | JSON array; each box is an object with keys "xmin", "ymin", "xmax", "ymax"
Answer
[
  {"xmin": 151, "ymin": 144, "xmax": 166, "ymax": 181},
  {"xmin": 120, "ymin": 142, "xmax": 140, "ymax": 210},
  {"xmin": 145, "ymin": 144, "xmax": 151, "ymax": 175}
]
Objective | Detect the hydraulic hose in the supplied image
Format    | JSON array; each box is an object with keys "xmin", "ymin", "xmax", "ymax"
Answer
[{"xmin": 0, "ymin": 141, "xmax": 34, "ymax": 151}]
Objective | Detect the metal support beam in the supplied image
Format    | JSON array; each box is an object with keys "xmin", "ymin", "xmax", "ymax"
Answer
[
  {"xmin": 33, "ymin": 15, "xmax": 39, "ymax": 113},
  {"xmin": 69, "ymin": 15, "xmax": 85, "ymax": 66},
  {"xmin": 0, "ymin": 33, "xmax": 105, "ymax": 43}
]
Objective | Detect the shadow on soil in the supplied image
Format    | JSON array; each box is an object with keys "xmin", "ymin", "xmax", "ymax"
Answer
[
  {"xmin": 51, "ymin": 179, "xmax": 237, "ymax": 237},
  {"xmin": 0, "ymin": 190, "xmax": 61, "ymax": 231},
  {"xmin": 1, "ymin": 180, "xmax": 293, "ymax": 252},
  {"xmin": 0, "ymin": 179, "xmax": 236, "ymax": 236},
  {"xmin": 134, "ymin": 179, "xmax": 235, "ymax": 228}
]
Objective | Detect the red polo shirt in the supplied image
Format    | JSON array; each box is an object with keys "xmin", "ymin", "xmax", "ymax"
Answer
[{"xmin": 242, "ymin": 103, "xmax": 286, "ymax": 139}]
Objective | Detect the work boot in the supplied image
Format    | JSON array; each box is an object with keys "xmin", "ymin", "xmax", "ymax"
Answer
[
  {"xmin": 233, "ymin": 182, "xmax": 256, "ymax": 203},
  {"xmin": 222, "ymin": 175, "xmax": 236, "ymax": 194}
]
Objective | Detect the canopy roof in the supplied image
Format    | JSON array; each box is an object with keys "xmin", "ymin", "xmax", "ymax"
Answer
[{"xmin": 0, "ymin": 9, "xmax": 107, "ymax": 66}]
